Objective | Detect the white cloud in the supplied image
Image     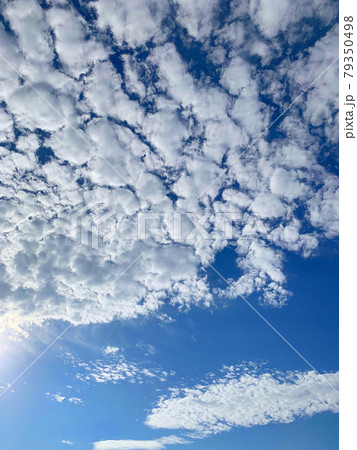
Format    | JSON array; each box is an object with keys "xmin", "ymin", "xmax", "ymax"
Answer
[
  {"xmin": 84, "ymin": 62, "xmax": 144, "ymax": 127},
  {"xmin": 230, "ymin": 82, "xmax": 270, "ymax": 136},
  {"xmin": 0, "ymin": 109, "xmax": 14, "ymax": 142},
  {"xmin": 287, "ymin": 24, "xmax": 339, "ymax": 138},
  {"xmin": 0, "ymin": 0, "xmax": 338, "ymax": 334},
  {"xmin": 220, "ymin": 57, "xmax": 252, "ymax": 95},
  {"xmin": 5, "ymin": 84, "xmax": 67, "ymax": 131},
  {"xmin": 251, "ymin": 194, "xmax": 286, "ymax": 219},
  {"xmin": 65, "ymin": 352, "xmax": 172, "ymax": 385},
  {"xmin": 93, "ymin": 435, "xmax": 189, "ymax": 450},
  {"xmin": 249, "ymin": 0, "xmax": 337, "ymax": 39},
  {"xmin": 308, "ymin": 175, "xmax": 338, "ymax": 238},
  {"xmin": 91, "ymin": 0, "xmax": 169, "ymax": 48},
  {"xmin": 103, "ymin": 346, "xmax": 120, "ymax": 355},
  {"xmin": 175, "ymin": 0, "xmax": 218, "ymax": 40},
  {"xmin": 137, "ymin": 342, "xmax": 157, "ymax": 356},
  {"xmin": 146, "ymin": 366, "xmax": 339, "ymax": 436},
  {"xmin": 47, "ymin": 7, "xmax": 107, "ymax": 77},
  {"xmin": 3, "ymin": 0, "xmax": 53, "ymax": 63},
  {"xmin": 122, "ymin": 55, "xmax": 147, "ymax": 98},
  {"xmin": 69, "ymin": 396, "xmax": 83, "ymax": 405},
  {"xmin": 46, "ymin": 392, "xmax": 66, "ymax": 403},
  {"xmin": 62, "ymin": 440, "xmax": 74, "ymax": 446},
  {"xmin": 269, "ymin": 168, "xmax": 306, "ymax": 200},
  {"xmin": 46, "ymin": 391, "xmax": 83, "ymax": 405}
]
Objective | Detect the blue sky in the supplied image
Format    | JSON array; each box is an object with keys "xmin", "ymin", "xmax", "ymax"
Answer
[
  {"xmin": 0, "ymin": 0, "xmax": 338, "ymax": 449},
  {"xmin": 0, "ymin": 242, "xmax": 338, "ymax": 449}
]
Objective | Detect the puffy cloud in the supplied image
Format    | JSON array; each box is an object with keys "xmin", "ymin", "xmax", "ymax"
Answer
[
  {"xmin": 249, "ymin": 0, "xmax": 337, "ymax": 39},
  {"xmin": 47, "ymin": 7, "xmax": 107, "ymax": 77},
  {"xmin": 103, "ymin": 346, "xmax": 120, "ymax": 355},
  {"xmin": 91, "ymin": 0, "xmax": 169, "ymax": 47},
  {"xmin": 308, "ymin": 175, "xmax": 338, "ymax": 238},
  {"xmin": 68, "ymin": 397, "xmax": 83, "ymax": 405},
  {"xmin": 46, "ymin": 392, "xmax": 83, "ymax": 405},
  {"xmin": 142, "ymin": 106, "xmax": 189, "ymax": 166},
  {"xmin": 251, "ymin": 194, "xmax": 286, "ymax": 219},
  {"xmin": 175, "ymin": 0, "xmax": 219, "ymax": 40},
  {"xmin": 146, "ymin": 366, "xmax": 339, "ymax": 435},
  {"xmin": 220, "ymin": 57, "xmax": 252, "ymax": 95},
  {"xmin": 64, "ymin": 352, "xmax": 173, "ymax": 385},
  {"xmin": 230, "ymin": 82, "xmax": 270, "ymax": 136},
  {"xmin": 0, "ymin": 109, "xmax": 14, "ymax": 142},
  {"xmin": 269, "ymin": 168, "xmax": 306, "ymax": 200},
  {"xmin": 46, "ymin": 392, "xmax": 65, "ymax": 403},
  {"xmin": 0, "ymin": 0, "xmax": 338, "ymax": 334},
  {"xmin": 4, "ymin": 84, "xmax": 69, "ymax": 131},
  {"xmin": 3, "ymin": 0, "xmax": 53, "ymax": 63},
  {"xmin": 287, "ymin": 24, "xmax": 339, "ymax": 139},
  {"xmin": 83, "ymin": 62, "xmax": 144, "ymax": 127}
]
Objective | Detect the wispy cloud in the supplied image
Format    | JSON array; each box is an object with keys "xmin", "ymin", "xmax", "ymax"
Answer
[
  {"xmin": 68, "ymin": 397, "xmax": 83, "ymax": 405},
  {"xmin": 93, "ymin": 435, "xmax": 189, "ymax": 450},
  {"xmin": 46, "ymin": 392, "xmax": 65, "ymax": 403},
  {"xmin": 64, "ymin": 352, "xmax": 173, "ymax": 385}
]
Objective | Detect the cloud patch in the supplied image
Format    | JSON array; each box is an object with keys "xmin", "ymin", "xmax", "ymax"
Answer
[
  {"xmin": 0, "ymin": 0, "xmax": 338, "ymax": 335},
  {"xmin": 146, "ymin": 366, "xmax": 339, "ymax": 436},
  {"xmin": 93, "ymin": 435, "xmax": 189, "ymax": 450},
  {"xmin": 64, "ymin": 352, "xmax": 173, "ymax": 385}
]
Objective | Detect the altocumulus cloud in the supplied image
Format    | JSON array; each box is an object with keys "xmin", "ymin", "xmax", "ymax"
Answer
[
  {"xmin": 64, "ymin": 351, "xmax": 172, "ymax": 385},
  {"xmin": 0, "ymin": 0, "xmax": 338, "ymax": 336},
  {"xmin": 145, "ymin": 366, "xmax": 339, "ymax": 436}
]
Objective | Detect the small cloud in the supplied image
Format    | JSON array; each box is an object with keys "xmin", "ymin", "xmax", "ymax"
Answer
[
  {"xmin": 46, "ymin": 392, "xmax": 83, "ymax": 405},
  {"xmin": 69, "ymin": 397, "xmax": 83, "ymax": 405},
  {"xmin": 103, "ymin": 346, "xmax": 120, "ymax": 355},
  {"xmin": 93, "ymin": 435, "xmax": 189, "ymax": 450},
  {"xmin": 62, "ymin": 440, "xmax": 74, "ymax": 446},
  {"xmin": 65, "ymin": 352, "xmax": 170, "ymax": 385},
  {"xmin": 46, "ymin": 392, "xmax": 65, "ymax": 403},
  {"xmin": 137, "ymin": 342, "xmax": 157, "ymax": 356}
]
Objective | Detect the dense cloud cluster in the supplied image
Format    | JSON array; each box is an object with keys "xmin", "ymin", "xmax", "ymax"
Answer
[{"xmin": 0, "ymin": 0, "xmax": 338, "ymax": 334}]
